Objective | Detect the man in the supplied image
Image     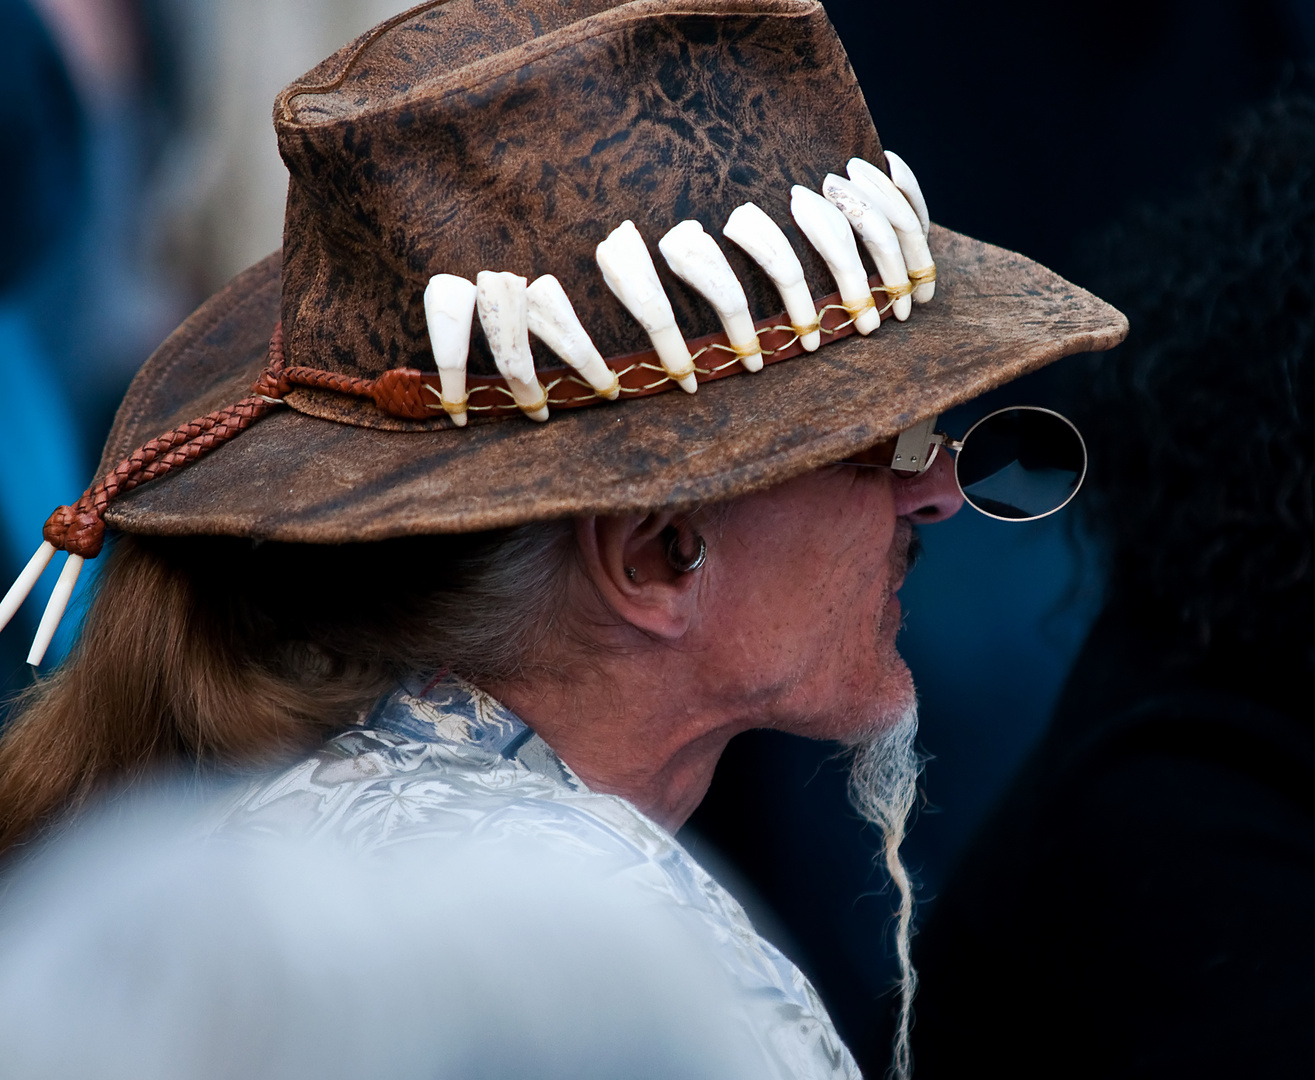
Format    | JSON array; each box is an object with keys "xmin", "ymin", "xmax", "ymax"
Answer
[{"xmin": 0, "ymin": 1, "xmax": 1125, "ymax": 1075}]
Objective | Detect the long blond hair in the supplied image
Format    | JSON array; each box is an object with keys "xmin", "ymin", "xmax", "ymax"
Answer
[{"xmin": 0, "ymin": 524, "xmax": 573, "ymax": 856}]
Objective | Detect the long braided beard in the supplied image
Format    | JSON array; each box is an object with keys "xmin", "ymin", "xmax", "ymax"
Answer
[{"xmin": 847, "ymin": 704, "xmax": 921, "ymax": 1080}]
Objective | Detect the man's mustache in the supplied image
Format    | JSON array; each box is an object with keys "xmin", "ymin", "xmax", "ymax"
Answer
[
  {"xmin": 906, "ymin": 527, "xmax": 924, "ymax": 575},
  {"xmin": 890, "ymin": 523, "xmax": 924, "ymax": 585}
]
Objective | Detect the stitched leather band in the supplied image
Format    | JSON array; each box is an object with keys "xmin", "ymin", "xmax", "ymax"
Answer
[
  {"xmin": 283, "ymin": 274, "xmax": 897, "ymax": 420},
  {"xmin": 43, "ymin": 275, "xmax": 906, "ymax": 559}
]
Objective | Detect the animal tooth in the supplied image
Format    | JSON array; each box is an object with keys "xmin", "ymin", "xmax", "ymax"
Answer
[
  {"xmin": 596, "ymin": 220, "xmax": 698, "ymax": 393},
  {"xmin": 0, "ymin": 541, "xmax": 56, "ymax": 634},
  {"xmin": 790, "ymin": 186, "xmax": 881, "ymax": 335},
  {"xmin": 27, "ymin": 553, "xmax": 82, "ymax": 667},
  {"xmin": 882, "ymin": 151, "xmax": 931, "ymax": 239},
  {"xmin": 822, "ymin": 174, "xmax": 913, "ymax": 322},
  {"xmin": 526, "ymin": 275, "xmax": 620, "ymax": 400},
  {"xmin": 423, "ymin": 274, "xmax": 477, "ymax": 426},
  {"xmin": 848, "ymin": 157, "xmax": 936, "ymax": 304},
  {"xmin": 476, "ymin": 271, "xmax": 549, "ymax": 422},
  {"xmin": 658, "ymin": 220, "xmax": 763, "ymax": 372},
  {"xmin": 723, "ymin": 203, "xmax": 821, "ymax": 352}
]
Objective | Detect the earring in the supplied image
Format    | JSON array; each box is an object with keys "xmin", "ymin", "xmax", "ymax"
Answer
[
  {"xmin": 665, "ymin": 531, "xmax": 707, "ymax": 574},
  {"xmin": 624, "ymin": 566, "xmax": 638, "ymax": 581}
]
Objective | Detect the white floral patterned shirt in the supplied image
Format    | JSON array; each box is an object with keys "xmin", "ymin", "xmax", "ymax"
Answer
[{"xmin": 213, "ymin": 674, "xmax": 861, "ymax": 1079}]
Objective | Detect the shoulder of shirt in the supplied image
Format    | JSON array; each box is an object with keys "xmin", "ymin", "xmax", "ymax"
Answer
[{"xmin": 210, "ymin": 724, "xmax": 674, "ymax": 858}]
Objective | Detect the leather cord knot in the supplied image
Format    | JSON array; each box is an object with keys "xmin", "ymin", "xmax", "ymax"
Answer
[
  {"xmin": 42, "ymin": 503, "xmax": 107, "ymax": 559},
  {"xmin": 252, "ymin": 366, "xmax": 292, "ymax": 400},
  {"xmin": 251, "ymin": 322, "xmax": 290, "ymax": 399},
  {"xmin": 371, "ymin": 368, "xmax": 432, "ymax": 420},
  {"xmin": 38, "ymin": 325, "xmax": 289, "ymax": 561}
]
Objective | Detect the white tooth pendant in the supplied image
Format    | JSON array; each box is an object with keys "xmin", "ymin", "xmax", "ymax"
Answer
[
  {"xmin": 822, "ymin": 174, "xmax": 913, "ymax": 322},
  {"xmin": 658, "ymin": 220, "xmax": 763, "ymax": 372},
  {"xmin": 723, "ymin": 202, "xmax": 821, "ymax": 351},
  {"xmin": 424, "ymin": 274, "xmax": 477, "ymax": 426},
  {"xmin": 596, "ymin": 220, "xmax": 698, "ymax": 393},
  {"xmin": 28, "ymin": 553, "xmax": 83, "ymax": 667},
  {"xmin": 790, "ymin": 186, "xmax": 881, "ymax": 335},
  {"xmin": 476, "ymin": 271, "xmax": 549, "ymax": 421},
  {"xmin": 848, "ymin": 157, "xmax": 936, "ymax": 304},
  {"xmin": 882, "ymin": 151, "xmax": 931, "ymax": 239},
  {"xmin": 0, "ymin": 541, "xmax": 57, "ymax": 634},
  {"xmin": 525, "ymin": 275, "xmax": 620, "ymax": 400}
]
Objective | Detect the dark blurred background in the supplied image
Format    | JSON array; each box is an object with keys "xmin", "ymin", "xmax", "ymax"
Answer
[{"xmin": 1, "ymin": 1, "xmax": 1312, "ymax": 1075}]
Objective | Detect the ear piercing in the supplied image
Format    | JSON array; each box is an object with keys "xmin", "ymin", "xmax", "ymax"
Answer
[
  {"xmin": 624, "ymin": 532, "xmax": 707, "ymax": 583},
  {"xmin": 665, "ymin": 531, "xmax": 707, "ymax": 574}
]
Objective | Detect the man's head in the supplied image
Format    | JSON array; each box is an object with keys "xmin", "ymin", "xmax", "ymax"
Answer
[
  {"xmin": 557, "ymin": 449, "xmax": 962, "ymax": 741},
  {"xmin": 458, "ymin": 449, "xmax": 956, "ymax": 828}
]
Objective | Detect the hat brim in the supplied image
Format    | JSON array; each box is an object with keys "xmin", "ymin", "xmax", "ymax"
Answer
[{"xmin": 100, "ymin": 225, "xmax": 1126, "ymax": 543}]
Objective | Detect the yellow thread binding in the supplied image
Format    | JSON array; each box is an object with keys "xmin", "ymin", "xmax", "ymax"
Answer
[
  {"xmin": 907, "ymin": 264, "xmax": 937, "ymax": 286},
  {"xmin": 841, "ymin": 293, "xmax": 877, "ymax": 319},
  {"xmin": 729, "ymin": 335, "xmax": 763, "ymax": 360},
  {"xmin": 816, "ymin": 302, "xmax": 854, "ymax": 332},
  {"xmin": 518, "ymin": 383, "xmax": 550, "ymax": 416}
]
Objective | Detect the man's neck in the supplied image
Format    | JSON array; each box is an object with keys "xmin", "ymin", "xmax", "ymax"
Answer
[{"xmin": 482, "ymin": 655, "xmax": 752, "ymax": 832}]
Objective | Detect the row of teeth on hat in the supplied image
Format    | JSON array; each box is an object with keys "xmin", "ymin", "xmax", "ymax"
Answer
[{"xmin": 423, "ymin": 153, "xmax": 933, "ymax": 425}]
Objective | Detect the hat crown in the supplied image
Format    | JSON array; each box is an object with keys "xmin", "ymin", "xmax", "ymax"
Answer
[{"xmin": 274, "ymin": 0, "xmax": 883, "ymax": 380}]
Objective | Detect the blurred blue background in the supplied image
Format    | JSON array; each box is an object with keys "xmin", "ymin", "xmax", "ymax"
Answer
[
  {"xmin": 1, "ymin": 2, "xmax": 1313, "ymax": 1076},
  {"xmin": 0, "ymin": 0, "xmax": 408, "ymax": 704}
]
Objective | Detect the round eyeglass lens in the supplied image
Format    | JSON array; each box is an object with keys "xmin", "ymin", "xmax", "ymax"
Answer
[{"xmin": 954, "ymin": 407, "xmax": 1087, "ymax": 521}]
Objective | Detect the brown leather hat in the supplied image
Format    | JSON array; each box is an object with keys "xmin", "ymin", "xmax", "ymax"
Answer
[{"xmin": 88, "ymin": 0, "xmax": 1124, "ymax": 551}]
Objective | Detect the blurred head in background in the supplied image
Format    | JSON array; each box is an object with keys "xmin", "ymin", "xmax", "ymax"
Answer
[
  {"xmin": 1072, "ymin": 91, "xmax": 1315, "ymax": 682},
  {"xmin": 0, "ymin": 793, "xmax": 774, "ymax": 1080}
]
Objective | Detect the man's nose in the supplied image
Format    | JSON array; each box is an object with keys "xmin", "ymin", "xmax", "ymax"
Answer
[{"xmin": 891, "ymin": 449, "xmax": 964, "ymax": 523}]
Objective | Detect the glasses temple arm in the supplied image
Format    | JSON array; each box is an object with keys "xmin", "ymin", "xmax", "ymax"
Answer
[{"xmin": 845, "ymin": 420, "xmax": 961, "ymax": 472}]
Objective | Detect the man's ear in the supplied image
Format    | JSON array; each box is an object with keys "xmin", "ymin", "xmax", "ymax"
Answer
[{"xmin": 574, "ymin": 513, "xmax": 702, "ymax": 640}]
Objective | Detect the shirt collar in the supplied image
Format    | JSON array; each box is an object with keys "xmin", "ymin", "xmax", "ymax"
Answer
[{"xmin": 365, "ymin": 673, "xmax": 585, "ymax": 790}]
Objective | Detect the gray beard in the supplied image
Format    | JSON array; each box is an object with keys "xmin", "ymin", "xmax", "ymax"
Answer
[{"xmin": 847, "ymin": 704, "xmax": 921, "ymax": 1080}]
